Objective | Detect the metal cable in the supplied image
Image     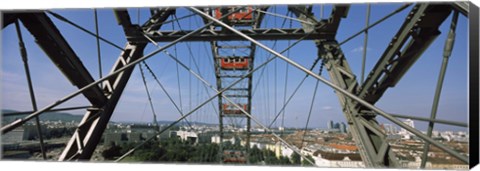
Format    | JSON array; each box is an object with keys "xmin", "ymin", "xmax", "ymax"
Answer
[
  {"xmin": 94, "ymin": 9, "xmax": 102, "ymax": 79},
  {"xmin": 300, "ymin": 61, "xmax": 323, "ymax": 150},
  {"xmin": 267, "ymin": 53, "xmax": 323, "ymax": 129},
  {"xmin": 141, "ymin": 61, "xmax": 194, "ymax": 129},
  {"xmin": 360, "ymin": 4, "xmax": 370, "ymax": 84},
  {"xmin": 339, "ymin": 3, "xmax": 411, "ymax": 45},
  {"xmin": 173, "ymin": 13, "xmax": 219, "ymax": 117},
  {"xmin": 14, "ymin": 19, "xmax": 47, "ymax": 160},
  {"xmin": 47, "ymin": 11, "xmax": 124, "ymax": 51},
  {"xmin": 172, "ymin": 21, "xmax": 185, "ymax": 116},
  {"xmin": 139, "ymin": 63, "xmax": 161, "ymax": 132},
  {"xmin": 280, "ymin": 12, "xmax": 293, "ymax": 134}
]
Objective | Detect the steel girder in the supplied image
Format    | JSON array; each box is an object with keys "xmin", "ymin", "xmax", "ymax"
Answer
[
  {"xmin": 17, "ymin": 13, "xmax": 107, "ymax": 106},
  {"xmin": 213, "ymin": 40, "xmax": 256, "ymax": 163},
  {"xmin": 288, "ymin": 4, "xmax": 396, "ymax": 167},
  {"xmin": 317, "ymin": 40, "xmax": 398, "ymax": 167},
  {"xmin": 2, "ymin": 13, "xmax": 19, "ymax": 28},
  {"xmin": 211, "ymin": 37, "xmax": 256, "ymax": 165},
  {"xmin": 357, "ymin": 4, "xmax": 452, "ymax": 106},
  {"xmin": 311, "ymin": 4, "xmax": 453, "ymax": 168},
  {"xmin": 208, "ymin": 6, "xmax": 263, "ymax": 164},
  {"xmin": 452, "ymin": 1, "xmax": 469, "ymax": 16},
  {"xmin": 130, "ymin": 28, "xmax": 334, "ymax": 42},
  {"xmin": 59, "ymin": 43, "xmax": 147, "ymax": 160},
  {"xmin": 59, "ymin": 9, "xmax": 174, "ymax": 160}
]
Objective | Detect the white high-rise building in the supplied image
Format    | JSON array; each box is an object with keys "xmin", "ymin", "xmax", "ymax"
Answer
[
  {"xmin": 399, "ymin": 119, "xmax": 415, "ymax": 139},
  {"xmin": 404, "ymin": 119, "xmax": 415, "ymax": 128}
]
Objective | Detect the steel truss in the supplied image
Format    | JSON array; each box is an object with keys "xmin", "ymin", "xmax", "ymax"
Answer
[
  {"xmin": 208, "ymin": 8, "xmax": 259, "ymax": 163},
  {"xmin": 0, "ymin": 2, "xmax": 472, "ymax": 168}
]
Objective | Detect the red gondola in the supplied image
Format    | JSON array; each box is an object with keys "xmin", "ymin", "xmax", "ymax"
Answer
[
  {"xmin": 219, "ymin": 57, "xmax": 249, "ymax": 70},
  {"xmin": 215, "ymin": 7, "xmax": 254, "ymax": 23},
  {"xmin": 222, "ymin": 103, "xmax": 248, "ymax": 115}
]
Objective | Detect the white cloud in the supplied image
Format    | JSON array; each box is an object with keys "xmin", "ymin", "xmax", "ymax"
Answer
[
  {"xmin": 351, "ymin": 46, "xmax": 372, "ymax": 53},
  {"xmin": 321, "ymin": 106, "xmax": 333, "ymax": 110}
]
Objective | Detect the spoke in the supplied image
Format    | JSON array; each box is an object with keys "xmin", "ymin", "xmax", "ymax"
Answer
[
  {"xmin": 250, "ymin": 8, "xmax": 293, "ymax": 129},
  {"xmin": 14, "ymin": 19, "xmax": 47, "ymax": 160},
  {"xmin": 267, "ymin": 56, "xmax": 322, "ymax": 129},
  {"xmin": 390, "ymin": 113, "xmax": 467, "ymax": 127},
  {"xmin": 281, "ymin": 14, "xmax": 294, "ymax": 133},
  {"xmin": 360, "ymin": 4, "xmax": 370, "ymax": 84},
  {"xmin": 172, "ymin": 21, "xmax": 184, "ymax": 114},
  {"xmin": 144, "ymin": 13, "xmax": 197, "ymax": 32},
  {"xmin": 141, "ymin": 60, "xmax": 193, "ymax": 130},
  {"xmin": 47, "ymin": 11, "xmax": 124, "ymax": 51},
  {"xmin": 139, "ymin": 63, "xmax": 161, "ymax": 132},
  {"xmin": 339, "ymin": 3, "xmax": 411, "ymax": 45},
  {"xmin": 173, "ymin": 13, "xmax": 219, "ymax": 117},
  {"xmin": 301, "ymin": 67, "xmax": 322, "ymax": 150},
  {"xmin": 94, "ymin": 9, "xmax": 102, "ymax": 79},
  {"xmin": 421, "ymin": 10, "xmax": 459, "ymax": 168}
]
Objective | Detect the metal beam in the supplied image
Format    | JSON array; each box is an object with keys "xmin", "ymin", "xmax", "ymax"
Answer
[
  {"xmin": 389, "ymin": 113, "xmax": 467, "ymax": 127},
  {"xmin": 130, "ymin": 28, "xmax": 334, "ymax": 42},
  {"xmin": 2, "ymin": 13, "xmax": 18, "ymax": 28},
  {"xmin": 141, "ymin": 8, "xmax": 176, "ymax": 32},
  {"xmin": 452, "ymin": 1, "xmax": 469, "ymax": 16},
  {"xmin": 290, "ymin": 4, "xmax": 397, "ymax": 167},
  {"xmin": 319, "ymin": 40, "xmax": 397, "ymax": 167},
  {"xmin": 59, "ymin": 43, "xmax": 147, "ymax": 160},
  {"xmin": 114, "ymin": 9, "xmax": 138, "ymax": 39},
  {"xmin": 59, "ymin": 8, "xmax": 179, "ymax": 160},
  {"xmin": 18, "ymin": 12, "xmax": 107, "ymax": 106},
  {"xmin": 14, "ymin": 19, "xmax": 47, "ymax": 160},
  {"xmin": 421, "ymin": 10, "xmax": 459, "ymax": 168},
  {"xmin": 319, "ymin": 5, "xmax": 350, "ymax": 34},
  {"xmin": 357, "ymin": 4, "xmax": 452, "ymax": 104}
]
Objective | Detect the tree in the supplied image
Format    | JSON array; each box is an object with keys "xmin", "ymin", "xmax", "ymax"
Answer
[
  {"xmin": 248, "ymin": 145, "xmax": 263, "ymax": 164},
  {"xmin": 102, "ymin": 142, "xmax": 122, "ymax": 160},
  {"xmin": 290, "ymin": 152, "xmax": 301, "ymax": 165},
  {"xmin": 301, "ymin": 155, "xmax": 315, "ymax": 166}
]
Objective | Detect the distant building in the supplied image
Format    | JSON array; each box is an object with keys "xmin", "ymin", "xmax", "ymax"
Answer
[
  {"xmin": 1, "ymin": 125, "xmax": 47, "ymax": 144},
  {"xmin": 399, "ymin": 119, "xmax": 415, "ymax": 139},
  {"xmin": 383, "ymin": 124, "xmax": 398, "ymax": 134},
  {"xmin": 327, "ymin": 144, "xmax": 358, "ymax": 153},
  {"xmin": 173, "ymin": 131, "xmax": 198, "ymax": 143},
  {"xmin": 313, "ymin": 150, "xmax": 365, "ymax": 168},
  {"xmin": 340, "ymin": 122, "xmax": 347, "ymax": 133},
  {"xmin": 2, "ymin": 127, "xmax": 25, "ymax": 144},
  {"xmin": 211, "ymin": 135, "xmax": 238, "ymax": 145},
  {"xmin": 334, "ymin": 123, "xmax": 340, "ymax": 129},
  {"xmin": 327, "ymin": 120, "xmax": 334, "ymax": 129}
]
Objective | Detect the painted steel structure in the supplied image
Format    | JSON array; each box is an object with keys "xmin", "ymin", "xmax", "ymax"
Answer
[{"xmin": 0, "ymin": 2, "xmax": 475, "ymax": 168}]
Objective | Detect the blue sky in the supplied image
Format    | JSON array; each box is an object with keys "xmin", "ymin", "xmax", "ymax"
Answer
[{"xmin": 1, "ymin": 3, "xmax": 469, "ymax": 132}]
